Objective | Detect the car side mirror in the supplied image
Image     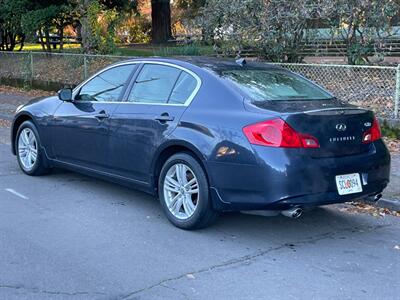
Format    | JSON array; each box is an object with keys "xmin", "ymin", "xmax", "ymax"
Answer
[{"xmin": 58, "ymin": 88, "xmax": 73, "ymax": 102}]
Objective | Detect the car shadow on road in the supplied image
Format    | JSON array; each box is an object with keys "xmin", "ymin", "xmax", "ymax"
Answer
[{"xmin": 46, "ymin": 167, "xmax": 388, "ymax": 242}]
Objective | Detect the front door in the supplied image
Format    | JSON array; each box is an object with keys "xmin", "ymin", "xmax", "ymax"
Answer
[{"xmin": 49, "ymin": 63, "xmax": 138, "ymax": 171}]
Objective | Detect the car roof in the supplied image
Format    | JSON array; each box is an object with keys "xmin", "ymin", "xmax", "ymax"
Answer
[
  {"xmin": 175, "ymin": 57, "xmax": 283, "ymax": 71},
  {"xmin": 121, "ymin": 56, "xmax": 283, "ymax": 73}
]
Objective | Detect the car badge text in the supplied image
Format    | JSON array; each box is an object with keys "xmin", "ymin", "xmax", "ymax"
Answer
[{"xmin": 330, "ymin": 136, "xmax": 356, "ymax": 142}]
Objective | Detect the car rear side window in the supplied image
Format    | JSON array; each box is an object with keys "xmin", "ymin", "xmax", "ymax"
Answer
[
  {"xmin": 223, "ymin": 70, "xmax": 333, "ymax": 101},
  {"xmin": 128, "ymin": 64, "xmax": 181, "ymax": 104},
  {"xmin": 77, "ymin": 64, "xmax": 136, "ymax": 102},
  {"xmin": 169, "ymin": 71, "xmax": 198, "ymax": 104}
]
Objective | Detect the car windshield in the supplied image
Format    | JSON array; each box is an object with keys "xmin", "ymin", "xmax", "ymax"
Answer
[{"xmin": 223, "ymin": 69, "xmax": 333, "ymax": 101}]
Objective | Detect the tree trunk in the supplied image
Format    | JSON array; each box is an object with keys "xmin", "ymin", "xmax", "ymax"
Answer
[
  {"xmin": 75, "ymin": 21, "xmax": 83, "ymax": 45},
  {"xmin": 44, "ymin": 27, "xmax": 52, "ymax": 52},
  {"xmin": 38, "ymin": 29, "xmax": 46, "ymax": 51},
  {"xmin": 59, "ymin": 23, "xmax": 64, "ymax": 51},
  {"xmin": 4, "ymin": 31, "xmax": 10, "ymax": 51},
  {"xmin": 151, "ymin": 0, "xmax": 172, "ymax": 44},
  {"xmin": 18, "ymin": 35, "xmax": 25, "ymax": 51},
  {"xmin": 7, "ymin": 32, "xmax": 16, "ymax": 51},
  {"xmin": 0, "ymin": 30, "xmax": 4, "ymax": 50},
  {"xmin": 81, "ymin": 0, "xmax": 93, "ymax": 53}
]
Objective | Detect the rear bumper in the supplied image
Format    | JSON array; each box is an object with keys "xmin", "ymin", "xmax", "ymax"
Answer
[{"xmin": 208, "ymin": 140, "xmax": 390, "ymax": 211}]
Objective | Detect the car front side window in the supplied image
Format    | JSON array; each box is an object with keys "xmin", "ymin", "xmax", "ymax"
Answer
[{"xmin": 76, "ymin": 64, "xmax": 136, "ymax": 102}]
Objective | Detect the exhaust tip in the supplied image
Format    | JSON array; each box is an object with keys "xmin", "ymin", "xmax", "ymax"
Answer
[
  {"xmin": 365, "ymin": 193, "xmax": 383, "ymax": 202},
  {"xmin": 281, "ymin": 208, "xmax": 303, "ymax": 219}
]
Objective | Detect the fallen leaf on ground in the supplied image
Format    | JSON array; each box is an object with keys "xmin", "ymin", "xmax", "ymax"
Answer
[
  {"xmin": 340, "ymin": 202, "xmax": 400, "ymax": 217},
  {"xmin": 383, "ymin": 137, "xmax": 400, "ymax": 154},
  {"xmin": 0, "ymin": 119, "xmax": 11, "ymax": 128}
]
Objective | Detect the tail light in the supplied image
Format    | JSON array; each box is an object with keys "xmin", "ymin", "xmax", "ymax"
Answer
[
  {"xmin": 243, "ymin": 118, "xmax": 320, "ymax": 148},
  {"xmin": 362, "ymin": 117, "xmax": 381, "ymax": 144}
]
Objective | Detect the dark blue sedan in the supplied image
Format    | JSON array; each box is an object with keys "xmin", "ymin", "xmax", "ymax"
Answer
[{"xmin": 11, "ymin": 57, "xmax": 391, "ymax": 229}]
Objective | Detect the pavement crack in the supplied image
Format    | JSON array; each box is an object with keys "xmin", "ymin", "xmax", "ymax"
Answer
[
  {"xmin": 0, "ymin": 284, "xmax": 107, "ymax": 297},
  {"xmin": 117, "ymin": 223, "xmax": 391, "ymax": 300},
  {"xmin": 160, "ymin": 283, "xmax": 190, "ymax": 300}
]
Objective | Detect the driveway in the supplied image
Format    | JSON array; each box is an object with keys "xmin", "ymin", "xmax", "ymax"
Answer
[{"xmin": 0, "ymin": 140, "xmax": 400, "ymax": 299}]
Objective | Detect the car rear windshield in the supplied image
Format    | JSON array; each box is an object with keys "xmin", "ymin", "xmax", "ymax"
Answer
[{"xmin": 223, "ymin": 69, "xmax": 333, "ymax": 101}]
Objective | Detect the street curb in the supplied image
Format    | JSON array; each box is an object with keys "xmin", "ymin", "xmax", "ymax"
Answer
[{"xmin": 376, "ymin": 198, "xmax": 400, "ymax": 211}]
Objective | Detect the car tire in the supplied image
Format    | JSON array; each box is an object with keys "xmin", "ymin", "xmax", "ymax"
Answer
[
  {"xmin": 159, "ymin": 153, "xmax": 218, "ymax": 230},
  {"xmin": 16, "ymin": 120, "xmax": 50, "ymax": 176}
]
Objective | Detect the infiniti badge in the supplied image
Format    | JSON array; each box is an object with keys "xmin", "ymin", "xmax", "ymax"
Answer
[{"xmin": 335, "ymin": 123, "xmax": 347, "ymax": 131}]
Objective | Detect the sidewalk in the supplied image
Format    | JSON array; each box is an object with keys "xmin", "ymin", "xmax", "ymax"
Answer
[{"xmin": 381, "ymin": 154, "xmax": 400, "ymax": 210}]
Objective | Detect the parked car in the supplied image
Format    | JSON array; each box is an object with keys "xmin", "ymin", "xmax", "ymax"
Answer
[{"xmin": 11, "ymin": 57, "xmax": 391, "ymax": 229}]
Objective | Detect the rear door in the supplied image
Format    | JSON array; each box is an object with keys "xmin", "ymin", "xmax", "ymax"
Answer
[
  {"xmin": 49, "ymin": 63, "xmax": 138, "ymax": 170},
  {"xmin": 108, "ymin": 62, "xmax": 200, "ymax": 183}
]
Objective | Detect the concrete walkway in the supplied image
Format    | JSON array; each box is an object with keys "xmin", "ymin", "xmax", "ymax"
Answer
[{"xmin": 381, "ymin": 154, "xmax": 400, "ymax": 209}]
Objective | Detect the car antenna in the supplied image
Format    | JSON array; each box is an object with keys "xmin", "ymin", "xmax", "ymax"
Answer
[{"xmin": 235, "ymin": 55, "xmax": 246, "ymax": 67}]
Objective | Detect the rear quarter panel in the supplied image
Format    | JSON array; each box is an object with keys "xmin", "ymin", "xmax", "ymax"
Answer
[{"xmin": 165, "ymin": 67, "xmax": 277, "ymax": 205}]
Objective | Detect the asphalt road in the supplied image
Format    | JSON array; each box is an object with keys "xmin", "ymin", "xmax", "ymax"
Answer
[{"xmin": 0, "ymin": 142, "xmax": 399, "ymax": 300}]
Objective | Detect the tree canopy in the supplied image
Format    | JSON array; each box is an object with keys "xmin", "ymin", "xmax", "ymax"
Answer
[
  {"xmin": 197, "ymin": 0, "xmax": 399, "ymax": 63},
  {"xmin": 0, "ymin": 0, "xmax": 399, "ymax": 63}
]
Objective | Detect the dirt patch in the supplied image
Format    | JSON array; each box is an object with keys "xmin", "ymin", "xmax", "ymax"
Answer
[{"xmin": 0, "ymin": 85, "xmax": 53, "ymax": 98}]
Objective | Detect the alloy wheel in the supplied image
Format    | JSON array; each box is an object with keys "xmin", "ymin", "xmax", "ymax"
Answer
[
  {"xmin": 18, "ymin": 128, "xmax": 38, "ymax": 171},
  {"xmin": 163, "ymin": 163, "xmax": 199, "ymax": 220}
]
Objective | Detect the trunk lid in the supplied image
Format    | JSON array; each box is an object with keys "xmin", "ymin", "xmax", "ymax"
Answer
[{"xmin": 246, "ymin": 99, "xmax": 375, "ymax": 157}]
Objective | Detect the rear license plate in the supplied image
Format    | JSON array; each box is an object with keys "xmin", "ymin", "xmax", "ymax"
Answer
[{"xmin": 335, "ymin": 173, "xmax": 363, "ymax": 195}]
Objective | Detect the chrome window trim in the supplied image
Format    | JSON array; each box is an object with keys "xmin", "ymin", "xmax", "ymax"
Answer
[{"xmin": 72, "ymin": 60, "xmax": 202, "ymax": 107}]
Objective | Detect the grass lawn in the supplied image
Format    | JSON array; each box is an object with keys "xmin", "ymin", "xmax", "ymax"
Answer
[
  {"xmin": 14, "ymin": 43, "xmax": 215, "ymax": 57},
  {"xmin": 21, "ymin": 43, "xmax": 81, "ymax": 52}
]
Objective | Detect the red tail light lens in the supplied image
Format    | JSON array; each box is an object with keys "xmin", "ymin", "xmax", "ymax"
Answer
[
  {"xmin": 243, "ymin": 118, "xmax": 320, "ymax": 148},
  {"xmin": 362, "ymin": 117, "xmax": 381, "ymax": 144}
]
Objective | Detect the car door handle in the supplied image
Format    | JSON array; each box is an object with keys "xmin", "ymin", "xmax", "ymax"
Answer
[
  {"xmin": 155, "ymin": 113, "xmax": 175, "ymax": 123},
  {"xmin": 94, "ymin": 111, "xmax": 110, "ymax": 120}
]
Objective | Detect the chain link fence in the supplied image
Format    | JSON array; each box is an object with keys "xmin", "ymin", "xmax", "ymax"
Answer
[
  {"xmin": 0, "ymin": 51, "xmax": 399, "ymax": 119},
  {"xmin": 0, "ymin": 52, "xmax": 134, "ymax": 87},
  {"xmin": 276, "ymin": 63, "xmax": 399, "ymax": 119},
  {"xmin": 0, "ymin": 52, "xmax": 32, "ymax": 82}
]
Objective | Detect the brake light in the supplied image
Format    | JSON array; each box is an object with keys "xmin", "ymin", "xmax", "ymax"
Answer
[
  {"xmin": 243, "ymin": 118, "xmax": 320, "ymax": 148},
  {"xmin": 362, "ymin": 117, "xmax": 381, "ymax": 144}
]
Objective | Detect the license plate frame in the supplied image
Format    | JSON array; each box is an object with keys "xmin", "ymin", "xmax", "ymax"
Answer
[{"xmin": 335, "ymin": 173, "xmax": 363, "ymax": 195}]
